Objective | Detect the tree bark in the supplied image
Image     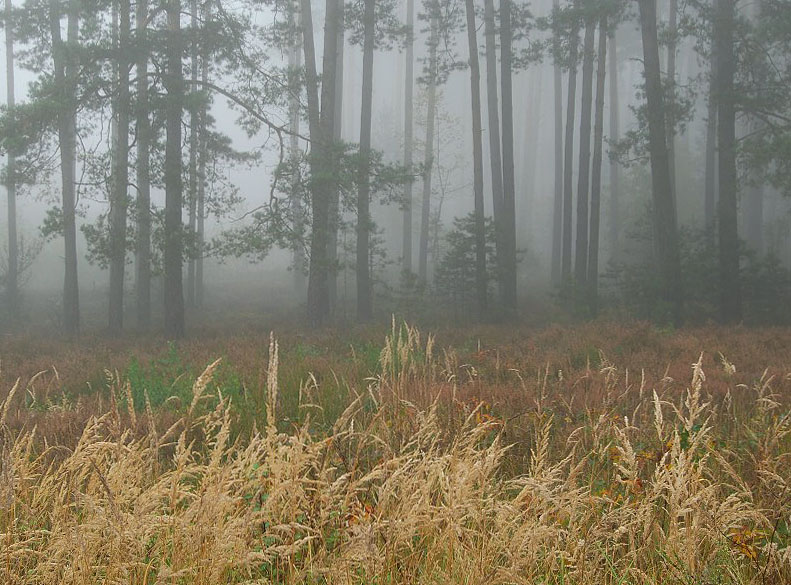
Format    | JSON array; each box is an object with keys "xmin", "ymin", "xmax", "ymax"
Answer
[
  {"xmin": 302, "ymin": 0, "xmax": 326, "ymax": 325},
  {"xmin": 418, "ymin": 16, "xmax": 438, "ymax": 284},
  {"xmin": 402, "ymin": 0, "xmax": 414, "ymax": 274},
  {"xmin": 186, "ymin": 0, "xmax": 199, "ymax": 309},
  {"xmin": 608, "ymin": 28, "xmax": 620, "ymax": 262},
  {"xmin": 550, "ymin": 0, "xmax": 563, "ymax": 285},
  {"xmin": 288, "ymin": 7, "xmax": 305, "ymax": 294},
  {"xmin": 356, "ymin": 0, "xmax": 375, "ymax": 321},
  {"xmin": 301, "ymin": 0, "xmax": 338, "ymax": 327},
  {"xmin": 328, "ymin": 0, "xmax": 344, "ymax": 311},
  {"xmin": 5, "ymin": 0, "xmax": 18, "ymax": 318},
  {"xmin": 715, "ymin": 0, "xmax": 741, "ymax": 322},
  {"xmin": 482, "ymin": 0, "xmax": 504, "ymax": 295},
  {"xmin": 561, "ymin": 0, "xmax": 580, "ymax": 284},
  {"xmin": 704, "ymin": 8, "xmax": 718, "ymax": 233},
  {"xmin": 135, "ymin": 0, "xmax": 151, "ymax": 329},
  {"xmin": 744, "ymin": 0, "xmax": 764, "ymax": 256},
  {"xmin": 588, "ymin": 15, "xmax": 607, "ymax": 314},
  {"xmin": 500, "ymin": 0, "xmax": 516, "ymax": 314},
  {"xmin": 638, "ymin": 0, "xmax": 682, "ymax": 325},
  {"xmin": 666, "ymin": 0, "xmax": 677, "ymax": 198},
  {"xmin": 465, "ymin": 0, "xmax": 487, "ymax": 317},
  {"xmin": 109, "ymin": 0, "xmax": 130, "ymax": 334},
  {"xmin": 574, "ymin": 15, "xmax": 595, "ymax": 291},
  {"xmin": 196, "ymin": 2, "xmax": 209, "ymax": 308},
  {"xmin": 50, "ymin": 0, "xmax": 80, "ymax": 338},
  {"xmin": 164, "ymin": 0, "xmax": 185, "ymax": 338}
]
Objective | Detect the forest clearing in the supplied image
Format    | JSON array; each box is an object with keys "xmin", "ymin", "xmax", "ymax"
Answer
[
  {"xmin": 3, "ymin": 0, "xmax": 791, "ymax": 580},
  {"xmin": 0, "ymin": 320, "xmax": 789, "ymax": 584}
]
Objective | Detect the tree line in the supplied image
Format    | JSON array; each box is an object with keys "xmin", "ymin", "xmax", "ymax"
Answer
[{"xmin": 2, "ymin": 0, "xmax": 791, "ymax": 336}]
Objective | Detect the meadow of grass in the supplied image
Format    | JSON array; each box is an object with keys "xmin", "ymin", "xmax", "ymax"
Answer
[{"xmin": 0, "ymin": 320, "xmax": 789, "ymax": 584}]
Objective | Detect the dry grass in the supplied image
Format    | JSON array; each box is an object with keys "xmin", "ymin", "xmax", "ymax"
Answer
[{"xmin": 0, "ymin": 321, "xmax": 789, "ymax": 584}]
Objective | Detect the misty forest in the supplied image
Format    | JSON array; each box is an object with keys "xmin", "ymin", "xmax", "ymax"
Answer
[{"xmin": 1, "ymin": 0, "xmax": 791, "ymax": 583}]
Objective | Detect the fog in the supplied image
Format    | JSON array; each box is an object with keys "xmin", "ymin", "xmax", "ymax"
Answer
[{"xmin": 2, "ymin": 0, "xmax": 791, "ymax": 335}]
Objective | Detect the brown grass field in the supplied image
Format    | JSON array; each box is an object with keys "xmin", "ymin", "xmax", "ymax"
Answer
[{"xmin": 0, "ymin": 320, "xmax": 790, "ymax": 584}]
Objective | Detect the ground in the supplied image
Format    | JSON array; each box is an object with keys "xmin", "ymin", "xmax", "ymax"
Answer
[{"xmin": 0, "ymin": 319, "xmax": 789, "ymax": 583}]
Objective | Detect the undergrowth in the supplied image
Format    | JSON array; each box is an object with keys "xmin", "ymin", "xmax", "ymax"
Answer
[{"xmin": 0, "ymin": 322, "xmax": 788, "ymax": 584}]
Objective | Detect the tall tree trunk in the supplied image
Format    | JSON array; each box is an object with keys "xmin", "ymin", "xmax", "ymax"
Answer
[
  {"xmin": 4, "ymin": 0, "xmax": 18, "ymax": 318},
  {"xmin": 482, "ymin": 0, "xmax": 504, "ymax": 294},
  {"xmin": 608, "ymin": 28, "xmax": 620, "ymax": 262},
  {"xmin": 301, "ymin": 0, "xmax": 338, "ymax": 327},
  {"xmin": 50, "ymin": 0, "xmax": 80, "ymax": 337},
  {"xmin": 744, "ymin": 0, "xmax": 764, "ymax": 256},
  {"xmin": 574, "ymin": 16, "xmax": 595, "ymax": 291},
  {"xmin": 561, "ymin": 1, "xmax": 580, "ymax": 284},
  {"xmin": 500, "ymin": 0, "xmax": 517, "ymax": 313},
  {"xmin": 638, "ymin": 0, "xmax": 682, "ymax": 325},
  {"xmin": 402, "ymin": 0, "xmax": 414, "ymax": 274},
  {"xmin": 715, "ymin": 0, "xmax": 741, "ymax": 322},
  {"xmin": 356, "ymin": 0, "xmax": 375, "ymax": 321},
  {"xmin": 302, "ymin": 0, "xmax": 326, "ymax": 326},
  {"xmin": 704, "ymin": 11, "xmax": 718, "ymax": 233},
  {"xmin": 418, "ymin": 17, "xmax": 438, "ymax": 284},
  {"xmin": 136, "ymin": 0, "xmax": 151, "ymax": 329},
  {"xmin": 465, "ymin": 0, "xmax": 487, "ymax": 317},
  {"xmin": 550, "ymin": 0, "xmax": 563, "ymax": 285},
  {"xmin": 328, "ymin": 0, "xmax": 344, "ymax": 311},
  {"xmin": 111, "ymin": 4, "xmax": 117, "ymax": 187},
  {"xmin": 196, "ymin": 2, "xmax": 209, "ymax": 308},
  {"xmin": 666, "ymin": 0, "xmax": 677, "ymax": 198},
  {"xmin": 288, "ymin": 7, "xmax": 305, "ymax": 294},
  {"xmin": 186, "ymin": 0, "xmax": 199, "ymax": 309},
  {"xmin": 588, "ymin": 15, "xmax": 607, "ymax": 314},
  {"xmin": 164, "ymin": 0, "xmax": 185, "ymax": 338},
  {"xmin": 109, "ymin": 0, "xmax": 130, "ymax": 334}
]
